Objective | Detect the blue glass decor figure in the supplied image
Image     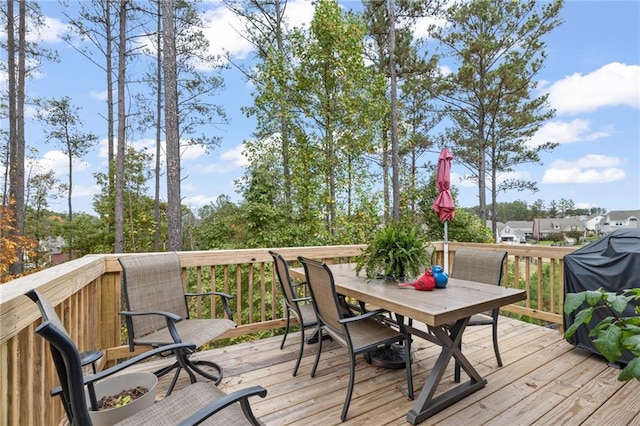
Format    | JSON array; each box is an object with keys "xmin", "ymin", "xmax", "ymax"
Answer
[{"xmin": 432, "ymin": 265, "xmax": 448, "ymax": 288}]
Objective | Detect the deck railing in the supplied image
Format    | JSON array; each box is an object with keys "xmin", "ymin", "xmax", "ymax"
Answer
[{"xmin": 0, "ymin": 243, "xmax": 576, "ymax": 425}]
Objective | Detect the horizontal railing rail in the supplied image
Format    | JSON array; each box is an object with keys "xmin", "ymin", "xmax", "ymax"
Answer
[{"xmin": 0, "ymin": 243, "xmax": 576, "ymax": 426}]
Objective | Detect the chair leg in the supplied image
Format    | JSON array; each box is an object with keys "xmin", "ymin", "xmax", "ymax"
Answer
[
  {"xmin": 186, "ymin": 358, "xmax": 223, "ymax": 385},
  {"xmin": 405, "ymin": 335, "xmax": 414, "ymax": 400},
  {"xmin": 341, "ymin": 353, "xmax": 357, "ymax": 422},
  {"xmin": 310, "ymin": 328, "xmax": 324, "ymax": 377},
  {"xmin": 293, "ymin": 326, "xmax": 305, "ymax": 377},
  {"xmin": 153, "ymin": 360, "xmax": 187, "ymax": 397},
  {"xmin": 492, "ymin": 314, "xmax": 503, "ymax": 367},
  {"xmin": 454, "ymin": 339, "xmax": 462, "ymax": 383},
  {"xmin": 157, "ymin": 348, "xmax": 224, "ymax": 396},
  {"xmin": 281, "ymin": 309, "xmax": 291, "ymax": 350},
  {"xmin": 166, "ymin": 365, "xmax": 183, "ymax": 396}
]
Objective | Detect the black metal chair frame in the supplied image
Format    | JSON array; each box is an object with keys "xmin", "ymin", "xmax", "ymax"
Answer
[
  {"xmin": 33, "ymin": 320, "xmax": 266, "ymax": 425},
  {"xmin": 298, "ymin": 256, "xmax": 413, "ymax": 421},
  {"xmin": 269, "ymin": 251, "xmax": 320, "ymax": 376}
]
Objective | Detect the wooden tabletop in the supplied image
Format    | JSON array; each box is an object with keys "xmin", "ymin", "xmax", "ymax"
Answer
[{"xmin": 290, "ymin": 263, "xmax": 526, "ymax": 327}]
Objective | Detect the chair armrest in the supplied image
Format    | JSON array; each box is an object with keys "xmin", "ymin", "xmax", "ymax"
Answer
[
  {"xmin": 51, "ymin": 342, "xmax": 196, "ymax": 397},
  {"xmin": 184, "ymin": 291, "xmax": 234, "ymax": 300},
  {"xmin": 339, "ymin": 308, "xmax": 388, "ymax": 324},
  {"xmin": 119, "ymin": 310, "xmax": 183, "ymax": 322},
  {"xmin": 183, "ymin": 292, "xmax": 234, "ymax": 320},
  {"xmin": 120, "ymin": 310, "xmax": 183, "ymax": 343},
  {"xmin": 177, "ymin": 385, "xmax": 267, "ymax": 426}
]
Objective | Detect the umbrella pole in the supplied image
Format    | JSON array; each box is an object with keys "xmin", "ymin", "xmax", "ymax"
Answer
[{"xmin": 443, "ymin": 221, "xmax": 449, "ymax": 273}]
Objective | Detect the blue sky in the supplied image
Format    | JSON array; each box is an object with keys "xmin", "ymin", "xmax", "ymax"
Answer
[{"xmin": 9, "ymin": 0, "xmax": 640, "ymax": 216}]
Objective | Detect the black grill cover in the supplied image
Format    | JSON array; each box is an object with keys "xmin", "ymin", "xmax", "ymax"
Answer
[{"xmin": 563, "ymin": 228, "xmax": 640, "ymax": 365}]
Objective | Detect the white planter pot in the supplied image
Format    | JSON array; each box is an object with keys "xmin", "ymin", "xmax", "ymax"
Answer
[{"xmin": 86, "ymin": 372, "xmax": 158, "ymax": 426}]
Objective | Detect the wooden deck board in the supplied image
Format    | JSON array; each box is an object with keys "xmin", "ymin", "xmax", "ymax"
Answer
[{"xmin": 120, "ymin": 317, "xmax": 637, "ymax": 425}]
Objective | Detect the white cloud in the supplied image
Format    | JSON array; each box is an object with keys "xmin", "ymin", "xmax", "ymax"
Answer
[
  {"xmin": 35, "ymin": 150, "xmax": 90, "ymax": 177},
  {"xmin": 201, "ymin": 6, "xmax": 254, "ymax": 61},
  {"xmin": 284, "ymin": 0, "xmax": 316, "ymax": 29},
  {"xmin": 547, "ymin": 62, "xmax": 640, "ymax": 115},
  {"xmin": 181, "ymin": 144, "xmax": 208, "ymax": 161},
  {"xmin": 18, "ymin": 15, "xmax": 67, "ymax": 44},
  {"xmin": 72, "ymin": 183, "xmax": 101, "ymax": 198},
  {"xmin": 542, "ymin": 154, "xmax": 626, "ymax": 184},
  {"xmin": 183, "ymin": 194, "xmax": 220, "ymax": 208},
  {"xmin": 201, "ymin": 0, "xmax": 315, "ymax": 62},
  {"xmin": 196, "ymin": 143, "xmax": 247, "ymax": 174},
  {"xmin": 89, "ymin": 90, "xmax": 109, "ymax": 101},
  {"xmin": 527, "ymin": 119, "xmax": 612, "ymax": 148}
]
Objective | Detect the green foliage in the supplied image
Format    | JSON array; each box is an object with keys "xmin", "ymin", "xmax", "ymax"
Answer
[
  {"xmin": 564, "ymin": 288, "xmax": 640, "ymax": 382},
  {"xmin": 546, "ymin": 233, "xmax": 565, "ymax": 243},
  {"xmin": 355, "ymin": 221, "xmax": 430, "ymax": 280},
  {"xmin": 93, "ymin": 147, "xmax": 164, "ymax": 252},
  {"xmin": 289, "ymin": 0, "xmax": 386, "ymax": 236}
]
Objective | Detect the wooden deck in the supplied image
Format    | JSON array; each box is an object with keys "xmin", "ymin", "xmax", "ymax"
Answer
[{"xmin": 123, "ymin": 317, "xmax": 640, "ymax": 425}]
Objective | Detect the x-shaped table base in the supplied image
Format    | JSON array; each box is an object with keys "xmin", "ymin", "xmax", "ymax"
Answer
[{"xmin": 403, "ymin": 317, "xmax": 487, "ymax": 425}]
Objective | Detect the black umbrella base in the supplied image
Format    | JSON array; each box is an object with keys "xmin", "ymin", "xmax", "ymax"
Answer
[{"xmin": 367, "ymin": 343, "xmax": 406, "ymax": 369}]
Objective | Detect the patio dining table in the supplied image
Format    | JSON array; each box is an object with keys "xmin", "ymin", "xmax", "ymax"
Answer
[{"xmin": 290, "ymin": 263, "xmax": 526, "ymax": 424}]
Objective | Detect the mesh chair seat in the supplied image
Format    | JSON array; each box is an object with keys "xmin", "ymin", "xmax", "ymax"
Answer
[
  {"xmin": 297, "ymin": 303, "xmax": 317, "ymax": 327},
  {"xmin": 117, "ymin": 382, "xmax": 265, "ymax": 426},
  {"xmin": 134, "ymin": 318, "xmax": 235, "ymax": 348},
  {"xmin": 322, "ymin": 317, "xmax": 403, "ymax": 351}
]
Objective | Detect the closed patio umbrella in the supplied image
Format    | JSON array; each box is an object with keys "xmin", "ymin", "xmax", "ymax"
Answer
[{"xmin": 432, "ymin": 148, "xmax": 455, "ymax": 272}]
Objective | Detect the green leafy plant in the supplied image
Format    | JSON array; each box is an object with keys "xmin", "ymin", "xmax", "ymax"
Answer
[
  {"xmin": 355, "ymin": 221, "xmax": 430, "ymax": 281},
  {"xmin": 564, "ymin": 288, "xmax": 640, "ymax": 381}
]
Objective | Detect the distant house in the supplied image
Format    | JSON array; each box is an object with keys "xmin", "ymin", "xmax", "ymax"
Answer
[
  {"xmin": 532, "ymin": 218, "xmax": 585, "ymax": 240},
  {"xmin": 488, "ymin": 220, "xmax": 531, "ymax": 243},
  {"xmin": 600, "ymin": 210, "xmax": 640, "ymax": 234},
  {"xmin": 505, "ymin": 221, "xmax": 534, "ymax": 240},
  {"xmin": 38, "ymin": 236, "xmax": 78, "ymax": 266},
  {"xmin": 583, "ymin": 214, "xmax": 605, "ymax": 234}
]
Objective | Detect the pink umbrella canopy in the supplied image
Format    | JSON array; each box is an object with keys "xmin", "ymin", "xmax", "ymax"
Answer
[{"xmin": 432, "ymin": 148, "xmax": 455, "ymax": 222}]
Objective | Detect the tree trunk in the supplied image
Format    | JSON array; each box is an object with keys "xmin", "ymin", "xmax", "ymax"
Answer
[
  {"xmin": 154, "ymin": 0, "xmax": 162, "ymax": 251},
  {"xmin": 7, "ymin": 0, "xmax": 26, "ymax": 274},
  {"xmin": 114, "ymin": 0, "xmax": 127, "ymax": 253},
  {"xmin": 106, "ymin": 0, "xmax": 116, "ymax": 240},
  {"xmin": 388, "ymin": 0, "xmax": 400, "ymax": 221},
  {"xmin": 163, "ymin": 0, "xmax": 182, "ymax": 251}
]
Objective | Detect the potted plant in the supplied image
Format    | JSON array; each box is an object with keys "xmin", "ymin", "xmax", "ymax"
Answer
[
  {"xmin": 355, "ymin": 221, "xmax": 430, "ymax": 281},
  {"xmin": 86, "ymin": 372, "xmax": 158, "ymax": 425},
  {"xmin": 564, "ymin": 288, "xmax": 640, "ymax": 382}
]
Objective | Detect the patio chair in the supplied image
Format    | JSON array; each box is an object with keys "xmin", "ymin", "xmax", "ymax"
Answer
[
  {"xmin": 118, "ymin": 253, "xmax": 236, "ymax": 395},
  {"xmin": 269, "ymin": 250, "xmax": 318, "ymax": 376},
  {"xmin": 450, "ymin": 247, "xmax": 508, "ymax": 380},
  {"xmin": 298, "ymin": 256, "xmax": 413, "ymax": 422},
  {"xmin": 34, "ymin": 319, "xmax": 267, "ymax": 425}
]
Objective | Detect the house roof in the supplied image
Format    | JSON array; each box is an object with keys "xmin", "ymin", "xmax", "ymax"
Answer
[
  {"xmin": 607, "ymin": 210, "xmax": 640, "ymax": 221},
  {"xmin": 505, "ymin": 221, "xmax": 533, "ymax": 231},
  {"xmin": 535, "ymin": 218, "xmax": 585, "ymax": 233}
]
